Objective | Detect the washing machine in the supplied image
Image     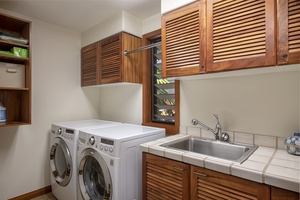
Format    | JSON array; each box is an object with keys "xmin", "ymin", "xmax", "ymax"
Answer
[
  {"xmin": 77, "ymin": 124, "xmax": 165, "ymax": 200},
  {"xmin": 50, "ymin": 119, "xmax": 122, "ymax": 200}
]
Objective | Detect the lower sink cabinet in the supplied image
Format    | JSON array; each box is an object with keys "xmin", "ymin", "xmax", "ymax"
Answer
[
  {"xmin": 191, "ymin": 165, "xmax": 270, "ymax": 199},
  {"xmin": 143, "ymin": 153, "xmax": 273, "ymax": 200},
  {"xmin": 142, "ymin": 153, "xmax": 190, "ymax": 200}
]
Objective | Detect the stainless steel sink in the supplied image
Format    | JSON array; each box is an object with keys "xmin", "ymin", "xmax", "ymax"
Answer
[{"xmin": 160, "ymin": 137, "xmax": 258, "ymax": 163}]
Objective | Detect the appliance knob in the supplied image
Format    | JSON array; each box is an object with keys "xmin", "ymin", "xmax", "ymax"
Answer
[
  {"xmin": 57, "ymin": 128, "xmax": 62, "ymax": 135},
  {"xmin": 109, "ymin": 147, "xmax": 113, "ymax": 153},
  {"xmin": 89, "ymin": 136, "xmax": 95, "ymax": 145},
  {"xmin": 104, "ymin": 146, "xmax": 108, "ymax": 151},
  {"xmin": 100, "ymin": 145, "xmax": 103, "ymax": 150}
]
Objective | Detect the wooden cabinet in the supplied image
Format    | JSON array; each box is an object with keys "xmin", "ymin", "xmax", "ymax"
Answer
[
  {"xmin": 206, "ymin": 0, "xmax": 276, "ymax": 72},
  {"xmin": 0, "ymin": 13, "xmax": 31, "ymax": 127},
  {"xmin": 142, "ymin": 153, "xmax": 190, "ymax": 200},
  {"xmin": 277, "ymin": 0, "xmax": 300, "ymax": 65},
  {"xmin": 191, "ymin": 165, "xmax": 270, "ymax": 199},
  {"xmin": 161, "ymin": 0, "xmax": 295, "ymax": 77},
  {"xmin": 161, "ymin": 1, "xmax": 206, "ymax": 78},
  {"xmin": 271, "ymin": 186, "xmax": 300, "ymax": 200},
  {"xmin": 81, "ymin": 32, "xmax": 142, "ymax": 86},
  {"xmin": 144, "ymin": 154, "xmax": 300, "ymax": 200}
]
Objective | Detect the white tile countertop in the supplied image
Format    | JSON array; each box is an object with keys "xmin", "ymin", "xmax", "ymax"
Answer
[{"xmin": 140, "ymin": 134, "xmax": 300, "ymax": 193}]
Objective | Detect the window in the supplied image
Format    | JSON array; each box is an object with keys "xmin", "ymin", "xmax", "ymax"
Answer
[
  {"xmin": 142, "ymin": 30, "xmax": 179, "ymax": 134},
  {"xmin": 151, "ymin": 38, "xmax": 175, "ymax": 124}
]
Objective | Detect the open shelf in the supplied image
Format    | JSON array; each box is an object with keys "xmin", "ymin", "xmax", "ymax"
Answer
[{"xmin": 0, "ymin": 12, "xmax": 31, "ymax": 127}]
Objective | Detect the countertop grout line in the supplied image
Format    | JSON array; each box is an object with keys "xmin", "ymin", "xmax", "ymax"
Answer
[{"xmin": 262, "ymin": 148, "xmax": 277, "ymax": 183}]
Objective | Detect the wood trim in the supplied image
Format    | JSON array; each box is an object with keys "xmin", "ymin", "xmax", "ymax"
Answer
[
  {"xmin": 277, "ymin": 0, "xmax": 300, "ymax": 65},
  {"xmin": 271, "ymin": 186, "xmax": 300, "ymax": 200},
  {"xmin": 142, "ymin": 29, "xmax": 179, "ymax": 135},
  {"xmin": 8, "ymin": 186, "xmax": 51, "ymax": 200}
]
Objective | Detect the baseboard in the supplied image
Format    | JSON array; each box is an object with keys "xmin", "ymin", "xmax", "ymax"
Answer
[{"xmin": 8, "ymin": 186, "xmax": 52, "ymax": 200}]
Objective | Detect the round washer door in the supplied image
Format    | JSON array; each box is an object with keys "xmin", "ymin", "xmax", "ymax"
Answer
[
  {"xmin": 78, "ymin": 148, "xmax": 112, "ymax": 200},
  {"xmin": 50, "ymin": 138, "xmax": 72, "ymax": 187}
]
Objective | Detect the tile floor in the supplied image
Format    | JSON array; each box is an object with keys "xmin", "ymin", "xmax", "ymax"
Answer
[{"xmin": 31, "ymin": 193, "xmax": 57, "ymax": 200}]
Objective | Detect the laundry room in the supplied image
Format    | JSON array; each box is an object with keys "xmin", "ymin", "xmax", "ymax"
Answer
[{"xmin": 0, "ymin": 0, "xmax": 299, "ymax": 200}]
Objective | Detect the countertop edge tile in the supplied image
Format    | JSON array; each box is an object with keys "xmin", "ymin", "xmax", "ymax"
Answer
[
  {"xmin": 164, "ymin": 148, "xmax": 184, "ymax": 162},
  {"xmin": 148, "ymin": 146, "xmax": 165, "ymax": 157},
  {"xmin": 183, "ymin": 152, "xmax": 206, "ymax": 167},
  {"xmin": 231, "ymin": 166, "xmax": 263, "ymax": 183},
  {"xmin": 204, "ymin": 158, "xmax": 231, "ymax": 174},
  {"xmin": 264, "ymin": 173, "xmax": 300, "ymax": 193}
]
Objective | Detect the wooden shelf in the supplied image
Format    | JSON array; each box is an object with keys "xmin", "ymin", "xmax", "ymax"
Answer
[
  {"xmin": 0, "ymin": 12, "xmax": 31, "ymax": 127},
  {"xmin": 0, "ymin": 121, "xmax": 30, "ymax": 127},
  {"xmin": 0, "ymin": 39, "xmax": 29, "ymax": 48},
  {"xmin": 0, "ymin": 54, "xmax": 29, "ymax": 62},
  {"xmin": 0, "ymin": 87, "xmax": 30, "ymax": 91}
]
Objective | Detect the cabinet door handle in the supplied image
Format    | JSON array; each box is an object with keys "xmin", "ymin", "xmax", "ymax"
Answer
[
  {"xmin": 193, "ymin": 171, "xmax": 208, "ymax": 177},
  {"xmin": 172, "ymin": 166, "xmax": 184, "ymax": 171}
]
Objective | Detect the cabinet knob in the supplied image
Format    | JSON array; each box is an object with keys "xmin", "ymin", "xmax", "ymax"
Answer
[{"xmin": 283, "ymin": 53, "xmax": 288, "ymax": 59}]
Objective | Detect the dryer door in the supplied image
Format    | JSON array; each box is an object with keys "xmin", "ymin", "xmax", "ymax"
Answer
[
  {"xmin": 79, "ymin": 148, "xmax": 112, "ymax": 200},
  {"xmin": 50, "ymin": 138, "xmax": 72, "ymax": 187}
]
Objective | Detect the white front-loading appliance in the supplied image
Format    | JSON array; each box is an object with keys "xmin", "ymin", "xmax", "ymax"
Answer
[
  {"xmin": 50, "ymin": 119, "xmax": 121, "ymax": 200},
  {"xmin": 77, "ymin": 124, "xmax": 165, "ymax": 200}
]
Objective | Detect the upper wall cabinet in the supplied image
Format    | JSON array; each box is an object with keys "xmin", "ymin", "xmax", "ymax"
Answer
[
  {"xmin": 81, "ymin": 32, "xmax": 142, "ymax": 86},
  {"xmin": 0, "ymin": 13, "xmax": 31, "ymax": 127},
  {"xmin": 206, "ymin": 0, "xmax": 277, "ymax": 72},
  {"xmin": 161, "ymin": 1, "xmax": 206, "ymax": 78},
  {"xmin": 277, "ymin": 0, "xmax": 300, "ymax": 65}
]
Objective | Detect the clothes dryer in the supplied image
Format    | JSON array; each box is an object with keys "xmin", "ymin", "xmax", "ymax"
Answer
[
  {"xmin": 50, "ymin": 119, "xmax": 121, "ymax": 200},
  {"xmin": 77, "ymin": 124, "xmax": 165, "ymax": 200}
]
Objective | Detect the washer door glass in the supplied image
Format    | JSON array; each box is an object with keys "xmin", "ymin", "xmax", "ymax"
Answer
[
  {"xmin": 79, "ymin": 149, "xmax": 112, "ymax": 200},
  {"xmin": 50, "ymin": 138, "xmax": 72, "ymax": 187}
]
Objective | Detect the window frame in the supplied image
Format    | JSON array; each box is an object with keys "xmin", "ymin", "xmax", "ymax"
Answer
[{"xmin": 142, "ymin": 29, "xmax": 180, "ymax": 135}]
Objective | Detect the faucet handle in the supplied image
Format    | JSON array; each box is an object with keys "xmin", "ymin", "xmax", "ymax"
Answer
[{"xmin": 221, "ymin": 132, "xmax": 229, "ymax": 142}]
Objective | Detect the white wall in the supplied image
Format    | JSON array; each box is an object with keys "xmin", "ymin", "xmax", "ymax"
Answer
[
  {"xmin": 180, "ymin": 70, "xmax": 299, "ymax": 137},
  {"xmin": 81, "ymin": 11, "xmax": 142, "ymax": 47},
  {"xmin": 96, "ymin": 84, "xmax": 142, "ymax": 124},
  {"xmin": 161, "ymin": 0, "xmax": 197, "ymax": 14},
  {"xmin": 0, "ymin": 9, "xmax": 99, "ymax": 200},
  {"xmin": 142, "ymin": 13, "xmax": 161, "ymax": 34}
]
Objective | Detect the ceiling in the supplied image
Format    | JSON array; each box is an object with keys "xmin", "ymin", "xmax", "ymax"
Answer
[{"xmin": 0, "ymin": 0, "xmax": 161, "ymax": 32}]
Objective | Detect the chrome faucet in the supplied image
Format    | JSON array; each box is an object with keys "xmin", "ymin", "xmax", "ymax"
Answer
[{"xmin": 191, "ymin": 114, "xmax": 229, "ymax": 142}]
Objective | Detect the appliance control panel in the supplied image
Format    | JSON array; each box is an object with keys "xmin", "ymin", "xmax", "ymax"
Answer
[
  {"xmin": 80, "ymin": 133, "xmax": 115, "ymax": 156},
  {"xmin": 96, "ymin": 136, "xmax": 115, "ymax": 156},
  {"xmin": 52, "ymin": 126, "xmax": 75, "ymax": 142}
]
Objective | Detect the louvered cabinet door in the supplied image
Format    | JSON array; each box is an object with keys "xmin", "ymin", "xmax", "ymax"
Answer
[
  {"xmin": 99, "ymin": 33, "xmax": 122, "ymax": 84},
  {"xmin": 206, "ymin": 0, "xmax": 276, "ymax": 72},
  {"xmin": 143, "ymin": 153, "xmax": 190, "ymax": 200},
  {"xmin": 191, "ymin": 165, "xmax": 270, "ymax": 200},
  {"xmin": 81, "ymin": 42, "xmax": 99, "ymax": 86},
  {"xmin": 277, "ymin": 0, "xmax": 300, "ymax": 65},
  {"xmin": 162, "ymin": 1, "xmax": 206, "ymax": 78}
]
